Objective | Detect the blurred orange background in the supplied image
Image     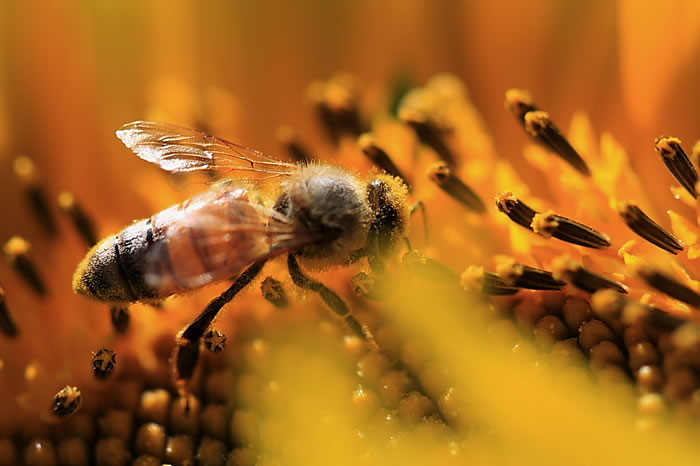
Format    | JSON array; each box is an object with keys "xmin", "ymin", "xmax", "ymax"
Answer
[{"xmin": 1, "ymin": 0, "xmax": 700, "ymax": 239}]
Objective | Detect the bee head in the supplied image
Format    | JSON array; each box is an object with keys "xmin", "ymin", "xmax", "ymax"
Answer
[{"xmin": 366, "ymin": 174, "xmax": 410, "ymax": 257}]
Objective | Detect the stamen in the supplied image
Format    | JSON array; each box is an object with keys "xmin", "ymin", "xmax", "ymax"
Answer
[
  {"xmin": 399, "ymin": 107, "xmax": 457, "ymax": 166},
  {"xmin": 460, "ymin": 266, "xmax": 518, "ymax": 296},
  {"xmin": 402, "ymin": 250, "xmax": 458, "ymax": 282},
  {"xmin": 654, "ymin": 136, "xmax": 698, "ymax": 198},
  {"xmin": 523, "ymin": 111, "xmax": 591, "ymax": 176},
  {"xmin": 358, "ymin": 133, "xmax": 410, "ymax": 187},
  {"xmin": 110, "ymin": 306, "xmax": 130, "ymax": 333},
  {"xmin": 13, "ymin": 156, "xmax": 58, "ymax": 235},
  {"xmin": 504, "ymin": 88, "xmax": 537, "ymax": 121},
  {"xmin": 0, "ymin": 287, "xmax": 19, "ymax": 337},
  {"xmin": 57, "ymin": 191, "xmax": 98, "ymax": 246},
  {"xmin": 633, "ymin": 263, "xmax": 700, "ymax": 307},
  {"xmin": 622, "ymin": 302, "xmax": 686, "ymax": 331},
  {"xmin": 647, "ymin": 305, "xmax": 687, "ymax": 331},
  {"xmin": 52, "ymin": 386, "xmax": 81, "ymax": 418},
  {"xmin": 3, "ymin": 236, "xmax": 47, "ymax": 296},
  {"xmin": 324, "ymin": 76, "xmax": 365, "ymax": 137},
  {"xmin": 427, "ymin": 161, "xmax": 487, "ymax": 213},
  {"xmin": 307, "ymin": 75, "xmax": 366, "ymax": 144},
  {"xmin": 91, "ymin": 348, "xmax": 117, "ymax": 380},
  {"xmin": 276, "ymin": 125, "xmax": 312, "ymax": 164},
  {"xmin": 260, "ymin": 276, "xmax": 288, "ymax": 308},
  {"xmin": 496, "ymin": 261, "xmax": 566, "ymax": 291},
  {"xmin": 308, "ymin": 80, "xmax": 342, "ymax": 145},
  {"xmin": 495, "ymin": 192, "xmax": 537, "ymax": 230},
  {"xmin": 203, "ymin": 329, "xmax": 227, "ymax": 353},
  {"xmin": 618, "ymin": 202, "xmax": 683, "ymax": 254},
  {"xmin": 496, "ymin": 193, "xmax": 610, "ymax": 249},
  {"xmin": 531, "ymin": 210, "xmax": 611, "ymax": 249},
  {"xmin": 552, "ymin": 257, "xmax": 628, "ymax": 294}
]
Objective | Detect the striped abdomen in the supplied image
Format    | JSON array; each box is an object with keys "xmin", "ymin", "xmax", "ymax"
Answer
[{"xmin": 73, "ymin": 188, "xmax": 280, "ymax": 303}]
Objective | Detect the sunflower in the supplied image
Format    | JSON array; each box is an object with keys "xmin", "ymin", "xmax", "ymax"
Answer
[{"xmin": 2, "ymin": 2, "xmax": 700, "ymax": 466}]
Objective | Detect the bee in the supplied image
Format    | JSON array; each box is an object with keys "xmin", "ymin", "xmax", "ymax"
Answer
[{"xmin": 73, "ymin": 121, "xmax": 410, "ymax": 388}]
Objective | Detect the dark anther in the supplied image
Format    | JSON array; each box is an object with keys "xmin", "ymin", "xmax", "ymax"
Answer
[
  {"xmin": 553, "ymin": 257, "xmax": 627, "ymax": 294},
  {"xmin": 3, "ymin": 236, "xmax": 48, "ymax": 296},
  {"xmin": 400, "ymin": 108, "xmax": 457, "ymax": 166},
  {"xmin": 358, "ymin": 133, "xmax": 410, "ymax": 187},
  {"xmin": 14, "ymin": 156, "xmax": 58, "ymax": 236},
  {"xmin": 0, "ymin": 287, "xmax": 19, "ymax": 337},
  {"xmin": 427, "ymin": 161, "xmax": 487, "ymax": 213},
  {"xmin": 497, "ymin": 262, "xmax": 566, "ymax": 291},
  {"xmin": 495, "ymin": 192, "xmax": 538, "ymax": 230},
  {"xmin": 261, "ymin": 276, "xmax": 289, "ymax": 308},
  {"xmin": 110, "ymin": 306, "xmax": 130, "ymax": 333},
  {"xmin": 403, "ymin": 250, "xmax": 458, "ymax": 283},
  {"xmin": 531, "ymin": 210, "xmax": 611, "ymax": 249},
  {"xmin": 52, "ymin": 386, "xmax": 81, "ymax": 418},
  {"xmin": 655, "ymin": 136, "xmax": 698, "ymax": 199},
  {"xmin": 277, "ymin": 125, "xmax": 312, "ymax": 164},
  {"xmin": 618, "ymin": 202, "xmax": 683, "ymax": 254},
  {"xmin": 523, "ymin": 111, "xmax": 591, "ymax": 176},
  {"xmin": 461, "ymin": 266, "xmax": 518, "ymax": 296},
  {"xmin": 92, "ymin": 347, "xmax": 117, "ymax": 380},
  {"xmin": 58, "ymin": 191, "xmax": 98, "ymax": 246},
  {"xmin": 203, "ymin": 329, "xmax": 227, "ymax": 353},
  {"xmin": 634, "ymin": 264, "xmax": 700, "ymax": 307}
]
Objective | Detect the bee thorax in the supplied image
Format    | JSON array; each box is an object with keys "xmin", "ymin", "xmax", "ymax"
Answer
[{"xmin": 280, "ymin": 166, "xmax": 369, "ymax": 264}]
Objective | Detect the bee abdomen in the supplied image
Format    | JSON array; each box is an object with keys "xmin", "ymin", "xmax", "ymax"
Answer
[{"xmin": 73, "ymin": 219, "xmax": 161, "ymax": 302}]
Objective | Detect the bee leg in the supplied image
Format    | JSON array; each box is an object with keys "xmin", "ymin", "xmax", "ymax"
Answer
[
  {"xmin": 287, "ymin": 254, "xmax": 379, "ymax": 351},
  {"xmin": 173, "ymin": 259, "xmax": 267, "ymax": 388},
  {"xmin": 409, "ymin": 200, "xmax": 429, "ymax": 243},
  {"xmin": 367, "ymin": 252, "xmax": 386, "ymax": 274},
  {"xmin": 346, "ymin": 247, "xmax": 369, "ymax": 264}
]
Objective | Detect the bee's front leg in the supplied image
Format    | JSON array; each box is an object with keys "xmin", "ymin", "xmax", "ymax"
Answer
[
  {"xmin": 287, "ymin": 253, "xmax": 378, "ymax": 351},
  {"xmin": 173, "ymin": 260, "xmax": 267, "ymax": 392}
]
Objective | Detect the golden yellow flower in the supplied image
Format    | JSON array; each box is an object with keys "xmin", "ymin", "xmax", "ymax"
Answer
[{"xmin": 2, "ymin": 2, "xmax": 700, "ymax": 466}]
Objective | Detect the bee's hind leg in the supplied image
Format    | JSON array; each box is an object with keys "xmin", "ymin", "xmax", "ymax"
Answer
[
  {"xmin": 287, "ymin": 253, "xmax": 379, "ymax": 351},
  {"xmin": 173, "ymin": 259, "xmax": 267, "ymax": 391}
]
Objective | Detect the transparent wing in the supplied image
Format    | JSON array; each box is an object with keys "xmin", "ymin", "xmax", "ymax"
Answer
[
  {"xmin": 116, "ymin": 121, "xmax": 298, "ymax": 181},
  {"xmin": 147, "ymin": 188, "xmax": 321, "ymax": 292}
]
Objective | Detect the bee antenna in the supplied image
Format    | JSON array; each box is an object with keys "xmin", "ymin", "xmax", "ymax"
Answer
[{"xmin": 409, "ymin": 200, "xmax": 429, "ymax": 243}]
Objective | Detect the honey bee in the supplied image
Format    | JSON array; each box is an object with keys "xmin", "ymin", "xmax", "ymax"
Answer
[{"xmin": 73, "ymin": 121, "xmax": 409, "ymax": 387}]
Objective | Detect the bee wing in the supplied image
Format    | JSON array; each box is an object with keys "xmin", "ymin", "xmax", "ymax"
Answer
[
  {"xmin": 116, "ymin": 121, "xmax": 298, "ymax": 181},
  {"xmin": 147, "ymin": 188, "xmax": 320, "ymax": 291}
]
